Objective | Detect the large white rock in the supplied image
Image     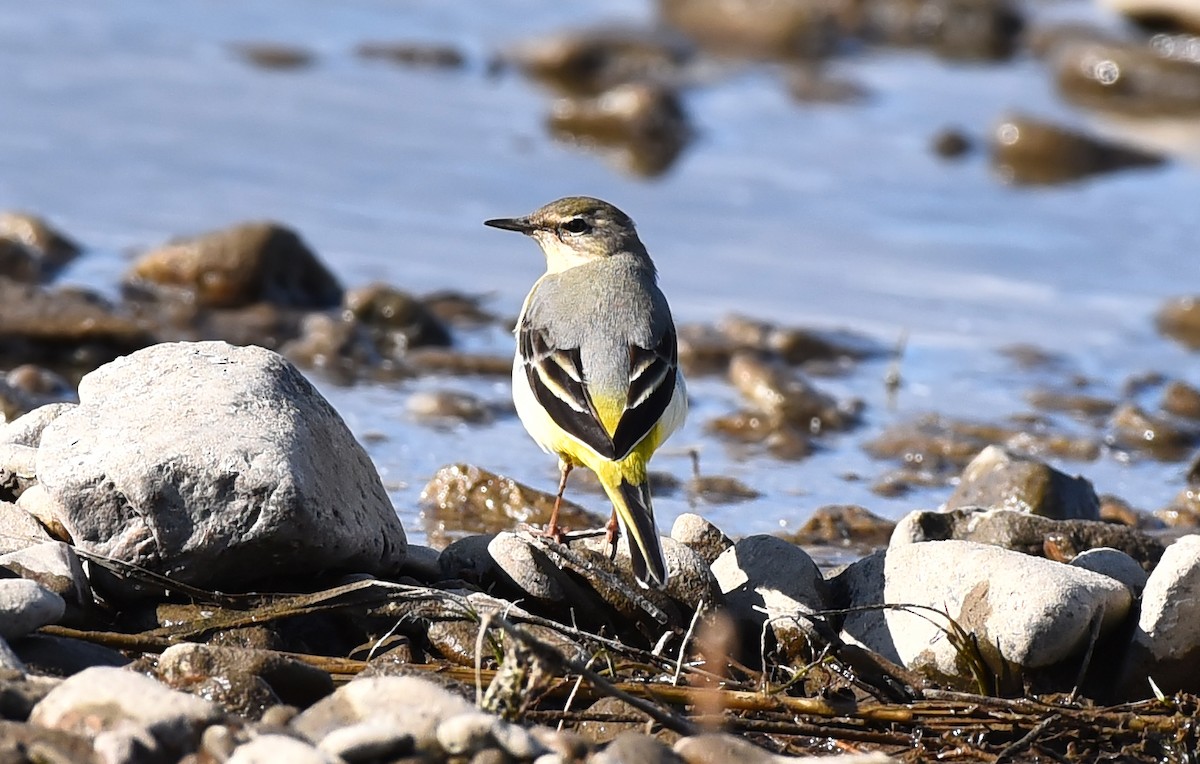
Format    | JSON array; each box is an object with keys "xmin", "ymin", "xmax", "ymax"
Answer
[
  {"xmin": 1119, "ymin": 535, "xmax": 1200, "ymax": 697},
  {"xmin": 884, "ymin": 540, "xmax": 1131, "ymax": 681},
  {"xmin": 34, "ymin": 341, "xmax": 406, "ymax": 593}
]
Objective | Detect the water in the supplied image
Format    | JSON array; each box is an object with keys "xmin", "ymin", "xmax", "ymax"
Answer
[{"xmin": 2, "ymin": 0, "xmax": 1198, "ymax": 542}]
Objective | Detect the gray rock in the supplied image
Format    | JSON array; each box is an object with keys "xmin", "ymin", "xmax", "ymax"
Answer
[
  {"xmin": 0, "ymin": 578, "xmax": 64, "ymax": 639},
  {"xmin": 488, "ymin": 532, "xmax": 585, "ymax": 602},
  {"xmin": 595, "ymin": 730, "xmax": 682, "ymax": 764},
  {"xmin": 830, "ymin": 549, "xmax": 900, "ymax": 664},
  {"xmin": 30, "ymin": 666, "xmax": 222, "ymax": 762},
  {"xmin": 0, "ymin": 402, "xmax": 75, "ymax": 447},
  {"xmin": 884, "ymin": 540, "xmax": 1131, "ymax": 684},
  {"xmin": 12, "ymin": 633, "xmax": 130, "ymax": 674},
  {"xmin": 397, "ymin": 543, "xmax": 442, "ymax": 582},
  {"xmin": 0, "ymin": 541, "xmax": 90, "ymax": 622},
  {"xmin": 1119, "ymin": 535, "xmax": 1200, "ymax": 697},
  {"xmin": 674, "ymin": 733, "xmax": 781, "ymax": 763},
  {"xmin": 890, "ymin": 507, "xmax": 1163, "ymax": 569},
  {"xmin": 492, "ymin": 718, "xmax": 546, "ymax": 759},
  {"xmin": 946, "ymin": 445, "xmax": 1100, "ymax": 520},
  {"xmin": 670, "ymin": 513, "xmax": 733, "ymax": 565},
  {"xmin": 0, "ymin": 500, "xmax": 52, "ymax": 554},
  {"xmin": 1069, "ymin": 547, "xmax": 1148, "ymax": 596},
  {"xmin": 711, "ymin": 535, "xmax": 833, "ymax": 662},
  {"xmin": 317, "ymin": 720, "xmax": 414, "ymax": 761},
  {"xmin": 14, "ymin": 484, "xmax": 67, "ymax": 542},
  {"xmin": 292, "ymin": 675, "xmax": 472, "ymax": 753},
  {"xmin": 0, "ymin": 443, "xmax": 36, "ymax": 500},
  {"xmin": 436, "ymin": 711, "xmax": 498, "ymax": 756},
  {"xmin": 34, "ymin": 341, "xmax": 406, "ymax": 594},
  {"xmin": 229, "ymin": 734, "xmax": 343, "ymax": 764}
]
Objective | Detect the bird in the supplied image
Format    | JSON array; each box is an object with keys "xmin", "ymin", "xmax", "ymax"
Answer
[{"xmin": 484, "ymin": 196, "xmax": 687, "ymax": 587}]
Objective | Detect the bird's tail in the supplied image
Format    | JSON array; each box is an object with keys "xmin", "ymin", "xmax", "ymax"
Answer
[{"xmin": 603, "ymin": 473, "xmax": 668, "ymax": 587}]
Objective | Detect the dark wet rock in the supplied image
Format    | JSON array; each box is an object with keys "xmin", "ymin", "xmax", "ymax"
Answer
[
  {"xmin": 784, "ymin": 504, "xmax": 895, "ymax": 549},
  {"xmin": 676, "ymin": 323, "xmax": 738, "ymax": 376},
  {"xmin": 0, "ymin": 280, "xmax": 152, "ymax": 369},
  {"xmin": 34, "ymin": 341, "xmax": 406, "ymax": 597},
  {"xmin": 406, "ymin": 389, "xmax": 494, "ymax": 425},
  {"xmin": 12, "ymin": 633, "xmax": 130, "ymax": 676},
  {"xmin": 1025, "ymin": 388, "xmax": 1116, "ymax": 418},
  {"xmin": 229, "ymin": 42, "xmax": 317, "ymax": 70},
  {"xmin": 1157, "ymin": 487, "xmax": 1200, "ymax": 528},
  {"xmin": 1161, "ymin": 379, "xmax": 1200, "ymax": 419},
  {"xmin": 705, "ymin": 409, "xmax": 815, "ymax": 460},
  {"xmin": 687, "ymin": 474, "xmax": 761, "ymax": 503},
  {"xmin": 892, "ymin": 506, "xmax": 1166, "ymax": 570},
  {"xmin": 870, "ymin": 465, "xmax": 950, "ymax": 497},
  {"xmin": 420, "ymin": 464, "xmax": 605, "ymax": 547},
  {"xmin": 999, "ymin": 342, "xmax": 1067, "ymax": 370},
  {"xmin": 406, "ymin": 347, "xmax": 513, "ymax": 376},
  {"xmin": 6, "ymin": 364, "xmax": 73, "ymax": 400},
  {"xmin": 344, "ymin": 282, "xmax": 452, "ymax": 352},
  {"xmin": 946, "ymin": 445, "xmax": 1101, "ymax": 521},
  {"xmin": 670, "ymin": 512, "xmax": 733, "ymax": 565},
  {"xmin": 1109, "ymin": 402, "xmax": 1199, "ymax": 460},
  {"xmin": 1156, "ymin": 295, "xmax": 1200, "ymax": 349},
  {"xmin": 0, "ymin": 240, "xmax": 41, "ymax": 284},
  {"xmin": 1099, "ymin": 494, "xmax": 1160, "ymax": 528},
  {"xmin": 504, "ymin": 25, "xmax": 692, "ymax": 94},
  {"xmin": 355, "ymin": 41, "xmax": 465, "ymax": 68},
  {"xmin": 990, "ymin": 113, "xmax": 1163, "ymax": 185},
  {"xmin": 0, "ymin": 501, "xmax": 52, "ymax": 553},
  {"xmin": 0, "ymin": 211, "xmax": 81, "ymax": 274},
  {"xmin": 157, "ymin": 643, "xmax": 334, "ymax": 719},
  {"xmin": 292, "ymin": 675, "xmax": 472, "ymax": 754},
  {"xmin": 1070, "ymin": 547, "xmax": 1149, "ymax": 595},
  {"xmin": 932, "ymin": 127, "xmax": 972, "ymax": 158},
  {"xmin": 0, "ymin": 541, "xmax": 90, "ymax": 624},
  {"xmin": 397, "ymin": 543, "xmax": 442, "ymax": 582},
  {"xmin": 1118, "ymin": 535, "xmax": 1200, "ymax": 697},
  {"xmin": 728, "ymin": 351, "xmax": 861, "ymax": 433},
  {"xmin": 30, "ymin": 666, "xmax": 223, "ymax": 761},
  {"xmin": 885, "ymin": 540, "xmax": 1131, "ymax": 686},
  {"xmin": 711, "ymin": 536, "xmax": 834, "ymax": 663},
  {"xmin": 127, "ymin": 221, "xmax": 342, "ymax": 309},
  {"xmin": 280, "ymin": 311, "xmax": 403, "ymax": 384},
  {"xmin": 548, "ymin": 82, "xmax": 691, "ymax": 177},
  {"xmin": 658, "ymin": 0, "xmax": 842, "ymax": 59},
  {"xmin": 0, "ymin": 670, "xmax": 58, "ymax": 718},
  {"xmin": 595, "ymin": 730, "xmax": 682, "ymax": 763},
  {"xmin": 857, "ymin": 0, "xmax": 1023, "ymax": 60},
  {"xmin": 1052, "ymin": 38, "xmax": 1200, "ymax": 115},
  {"xmin": 230, "ymin": 734, "xmax": 341, "ymax": 763},
  {"xmin": 426, "ymin": 618, "xmax": 488, "ymax": 667},
  {"xmin": 0, "ymin": 579, "xmax": 64, "ymax": 639},
  {"xmin": 420, "ymin": 290, "xmax": 500, "ymax": 328}
]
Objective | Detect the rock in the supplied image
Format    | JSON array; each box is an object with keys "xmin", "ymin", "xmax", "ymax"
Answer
[
  {"xmin": 715, "ymin": 315, "xmax": 882, "ymax": 366},
  {"xmin": 435, "ymin": 711, "xmax": 500, "ymax": 756},
  {"xmin": 0, "ymin": 211, "xmax": 81, "ymax": 276},
  {"xmin": 1157, "ymin": 296, "xmax": 1200, "ymax": 350},
  {"xmin": 291, "ymin": 675, "xmax": 473, "ymax": 754},
  {"xmin": 829, "ymin": 550, "xmax": 901, "ymax": 664},
  {"xmin": 711, "ymin": 536, "xmax": 833, "ymax": 662},
  {"xmin": 728, "ymin": 352, "xmax": 860, "ymax": 433},
  {"xmin": 1109, "ymin": 403, "xmax": 1198, "ymax": 460},
  {"xmin": 344, "ymin": 283, "xmax": 452, "ymax": 352},
  {"xmin": 990, "ymin": 113, "xmax": 1162, "ymax": 184},
  {"xmin": 420, "ymin": 463, "xmax": 605, "ymax": 548},
  {"xmin": 229, "ymin": 734, "xmax": 342, "ymax": 764},
  {"xmin": 1162, "ymin": 379, "xmax": 1200, "ymax": 419},
  {"xmin": 686, "ymin": 474, "xmax": 761, "ymax": 503},
  {"xmin": 504, "ymin": 25, "xmax": 692, "ymax": 94},
  {"xmin": 397, "ymin": 543, "xmax": 443, "ymax": 582},
  {"xmin": 1069, "ymin": 547, "xmax": 1149, "ymax": 595},
  {"xmin": 0, "ymin": 579, "xmax": 64, "ymax": 639},
  {"xmin": 884, "ymin": 540, "xmax": 1132, "ymax": 686},
  {"xmin": 34, "ymin": 341, "xmax": 406, "ymax": 596},
  {"xmin": 945, "ymin": 446, "xmax": 1100, "ymax": 520},
  {"xmin": 573, "ymin": 532, "xmax": 722, "ymax": 621},
  {"xmin": 932, "ymin": 127, "xmax": 972, "ymax": 158},
  {"xmin": 891, "ymin": 507, "xmax": 1165, "ymax": 570},
  {"xmin": 406, "ymin": 347, "xmax": 513, "ymax": 376},
  {"xmin": 594, "ymin": 730, "xmax": 682, "ymax": 763},
  {"xmin": 547, "ymin": 82, "xmax": 691, "ymax": 177},
  {"xmin": 0, "ymin": 637, "xmax": 23, "ymax": 671},
  {"xmin": 228, "ymin": 42, "xmax": 317, "ymax": 70},
  {"xmin": 0, "ymin": 719, "xmax": 98, "ymax": 764},
  {"xmin": 407, "ymin": 389, "xmax": 493, "ymax": 425},
  {"xmin": 127, "ymin": 221, "xmax": 342, "ymax": 309},
  {"xmin": 355, "ymin": 41, "xmax": 466, "ymax": 69},
  {"xmin": 858, "ymin": 0, "xmax": 1023, "ymax": 61},
  {"xmin": 0, "ymin": 281, "xmax": 151, "ymax": 368},
  {"xmin": 485, "ymin": 531, "xmax": 599, "ymax": 604},
  {"xmin": 14, "ymin": 484, "xmax": 70, "ymax": 543},
  {"xmin": 0, "ymin": 500, "xmax": 52, "ymax": 553},
  {"xmin": 317, "ymin": 720, "xmax": 415, "ymax": 761},
  {"xmin": 1054, "ymin": 35, "xmax": 1200, "ymax": 114},
  {"xmin": 1025, "ymin": 388, "xmax": 1116, "ymax": 418},
  {"xmin": 0, "ymin": 239, "xmax": 41, "ymax": 283},
  {"xmin": 157, "ymin": 643, "xmax": 335, "ymax": 719},
  {"xmin": 1099, "ymin": 0, "xmax": 1200, "ymax": 32},
  {"xmin": 0, "ymin": 542, "xmax": 90, "ymax": 622},
  {"xmin": 783, "ymin": 504, "xmax": 895, "ymax": 549},
  {"xmin": 12, "ymin": 633, "xmax": 130, "ymax": 675},
  {"xmin": 0, "ymin": 670, "xmax": 58, "ymax": 716},
  {"xmin": 1119, "ymin": 535, "xmax": 1200, "ymax": 697},
  {"xmin": 674, "ymin": 732, "xmax": 798, "ymax": 763},
  {"xmin": 670, "ymin": 512, "xmax": 732, "ymax": 565},
  {"xmin": 0, "ymin": 401, "xmax": 74, "ymax": 447},
  {"xmin": 0, "ymin": 443, "xmax": 37, "ymax": 503},
  {"xmin": 658, "ymin": 0, "xmax": 842, "ymax": 59},
  {"xmin": 30, "ymin": 666, "xmax": 223, "ymax": 762}
]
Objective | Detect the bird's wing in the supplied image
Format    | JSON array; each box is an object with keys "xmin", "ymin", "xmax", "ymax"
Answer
[{"xmin": 519, "ymin": 320, "xmax": 678, "ymax": 462}]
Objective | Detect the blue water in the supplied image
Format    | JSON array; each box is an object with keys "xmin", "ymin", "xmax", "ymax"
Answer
[{"xmin": 2, "ymin": 0, "xmax": 1198, "ymax": 541}]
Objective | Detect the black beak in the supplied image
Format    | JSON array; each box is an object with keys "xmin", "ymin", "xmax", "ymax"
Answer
[{"xmin": 484, "ymin": 216, "xmax": 535, "ymax": 234}]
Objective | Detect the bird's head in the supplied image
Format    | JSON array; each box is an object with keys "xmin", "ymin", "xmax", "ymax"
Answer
[{"xmin": 485, "ymin": 196, "xmax": 647, "ymax": 272}]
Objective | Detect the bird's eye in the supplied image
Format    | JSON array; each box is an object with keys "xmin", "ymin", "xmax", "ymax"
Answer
[{"xmin": 560, "ymin": 218, "xmax": 590, "ymax": 235}]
